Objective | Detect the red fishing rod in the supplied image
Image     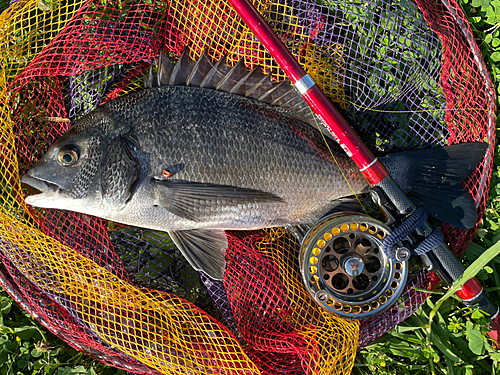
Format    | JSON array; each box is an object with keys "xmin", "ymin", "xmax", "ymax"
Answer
[{"xmin": 228, "ymin": 0, "xmax": 499, "ymax": 337}]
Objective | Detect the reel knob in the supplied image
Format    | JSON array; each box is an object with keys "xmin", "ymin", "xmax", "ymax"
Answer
[{"xmin": 300, "ymin": 213, "xmax": 409, "ymax": 319}]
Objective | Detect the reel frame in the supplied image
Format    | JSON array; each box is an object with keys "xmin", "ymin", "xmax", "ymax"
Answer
[{"xmin": 300, "ymin": 212, "xmax": 409, "ymax": 320}]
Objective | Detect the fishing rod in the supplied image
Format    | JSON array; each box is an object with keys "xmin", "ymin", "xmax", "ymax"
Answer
[{"xmin": 228, "ymin": 0, "xmax": 499, "ymax": 335}]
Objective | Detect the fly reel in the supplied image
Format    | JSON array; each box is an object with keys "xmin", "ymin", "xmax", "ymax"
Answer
[{"xmin": 300, "ymin": 213, "xmax": 409, "ymax": 319}]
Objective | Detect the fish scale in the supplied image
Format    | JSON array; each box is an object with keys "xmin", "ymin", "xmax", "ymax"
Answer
[
  {"xmin": 97, "ymin": 85, "xmax": 366, "ymax": 235},
  {"xmin": 103, "ymin": 86, "xmax": 358, "ymax": 202},
  {"xmin": 22, "ymin": 51, "xmax": 486, "ymax": 279}
]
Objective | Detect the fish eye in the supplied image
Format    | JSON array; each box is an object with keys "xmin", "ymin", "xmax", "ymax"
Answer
[{"xmin": 57, "ymin": 145, "xmax": 80, "ymax": 166}]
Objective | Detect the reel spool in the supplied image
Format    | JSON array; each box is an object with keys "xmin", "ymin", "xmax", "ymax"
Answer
[{"xmin": 300, "ymin": 213, "xmax": 409, "ymax": 319}]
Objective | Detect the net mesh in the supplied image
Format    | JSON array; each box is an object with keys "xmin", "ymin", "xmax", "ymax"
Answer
[{"xmin": 0, "ymin": 0, "xmax": 496, "ymax": 374}]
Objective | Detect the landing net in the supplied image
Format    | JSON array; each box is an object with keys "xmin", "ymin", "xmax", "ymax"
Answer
[{"xmin": 0, "ymin": 0, "xmax": 495, "ymax": 374}]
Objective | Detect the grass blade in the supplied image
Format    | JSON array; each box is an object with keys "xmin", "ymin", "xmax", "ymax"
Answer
[{"xmin": 428, "ymin": 240, "xmax": 500, "ymax": 327}]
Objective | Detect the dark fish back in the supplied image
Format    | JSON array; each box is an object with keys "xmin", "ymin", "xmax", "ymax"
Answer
[
  {"xmin": 104, "ymin": 85, "xmax": 352, "ymax": 194},
  {"xmin": 146, "ymin": 49, "xmax": 336, "ymax": 140}
]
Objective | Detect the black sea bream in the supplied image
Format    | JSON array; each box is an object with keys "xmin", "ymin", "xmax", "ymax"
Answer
[{"xmin": 22, "ymin": 50, "xmax": 486, "ymax": 279}]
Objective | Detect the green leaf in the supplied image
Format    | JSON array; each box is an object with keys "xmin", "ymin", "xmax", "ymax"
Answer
[
  {"xmin": 492, "ymin": 38, "xmax": 500, "ymax": 48},
  {"xmin": 0, "ymin": 353, "xmax": 8, "ymax": 365},
  {"xmin": 69, "ymin": 365, "xmax": 87, "ymax": 374},
  {"xmin": 491, "ymin": 352, "xmax": 500, "ymax": 363},
  {"xmin": 388, "ymin": 331, "xmax": 424, "ymax": 345},
  {"xmin": 471, "ymin": 309, "xmax": 484, "ymax": 320},
  {"xmin": 0, "ymin": 300, "xmax": 12, "ymax": 315},
  {"xmin": 467, "ymin": 329, "xmax": 484, "ymax": 355},
  {"xmin": 471, "ymin": 16, "xmax": 483, "ymax": 24},
  {"xmin": 394, "ymin": 324, "xmax": 425, "ymax": 333},
  {"xmin": 471, "ymin": 0, "xmax": 487, "ymax": 8},
  {"xmin": 412, "ymin": 287, "xmax": 443, "ymax": 294},
  {"xmin": 466, "ymin": 320, "xmax": 475, "ymax": 333},
  {"xmin": 58, "ymin": 366, "xmax": 72, "ymax": 375},
  {"xmin": 30, "ymin": 349, "xmax": 43, "ymax": 358},
  {"xmin": 491, "ymin": 51, "xmax": 500, "ymax": 62},
  {"xmin": 15, "ymin": 327, "xmax": 38, "ymax": 341},
  {"xmin": 0, "ymin": 326, "xmax": 14, "ymax": 335},
  {"xmin": 449, "ymin": 332, "xmax": 475, "ymax": 359},
  {"xmin": 16, "ymin": 360, "xmax": 27, "ymax": 370},
  {"xmin": 429, "ymin": 332, "xmax": 461, "ymax": 362},
  {"xmin": 484, "ymin": 266, "xmax": 494, "ymax": 273},
  {"xmin": 4, "ymin": 341, "xmax": 18, "ymax": 353}
]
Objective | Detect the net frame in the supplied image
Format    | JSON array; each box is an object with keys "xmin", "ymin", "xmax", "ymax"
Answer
[{"xmin": 0, "ymin": 0, "xmax": 496, "ymax": 373}]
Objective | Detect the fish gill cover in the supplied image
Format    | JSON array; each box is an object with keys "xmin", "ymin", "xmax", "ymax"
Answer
[{"xmin": 0, "ymin": 0, "xmax": 496, "ymax": 374}]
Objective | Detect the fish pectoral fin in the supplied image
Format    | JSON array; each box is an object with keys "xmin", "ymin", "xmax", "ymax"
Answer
[
  {"xmin": 152, "ymin": 180, "xmax": 284, "ymax": 222},
  {"xmin": 168, "ymin": 229, "xmax": 227, "ymax": 280}
]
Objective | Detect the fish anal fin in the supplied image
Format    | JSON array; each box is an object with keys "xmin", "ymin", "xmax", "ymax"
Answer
[{"xmin": 168, "ymin": 229, "xmax": 227, "ymax": 280}]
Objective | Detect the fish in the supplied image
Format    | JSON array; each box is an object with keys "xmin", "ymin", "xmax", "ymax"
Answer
[{"xmin": 21, "ymin": 49, "xmax": 487, "ymax": 280}]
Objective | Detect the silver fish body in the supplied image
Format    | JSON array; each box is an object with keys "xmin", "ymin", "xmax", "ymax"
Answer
[{"xmin": 25, "ymin": 85, "xmax": 367, "ymax": 230}]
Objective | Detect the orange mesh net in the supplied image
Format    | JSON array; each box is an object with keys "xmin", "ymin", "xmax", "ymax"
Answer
[{"xmin": 0, "ymin": 0, "xmax": 496, "ymax": 373}]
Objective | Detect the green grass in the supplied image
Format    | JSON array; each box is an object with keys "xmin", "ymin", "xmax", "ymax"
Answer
[
  {"xmin": 354, "ymin": 246, "xmax": 500, "ymax": 374},
  {"xmin": 0, "ymin": 0, "xmax": 500, "ymax": 374},
  {"xmin": 0, "ymin": 290, "xmax": 126, "ymax": 375}
]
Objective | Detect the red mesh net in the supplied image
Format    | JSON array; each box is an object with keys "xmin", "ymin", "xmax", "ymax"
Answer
[
  {"xmin": 225, "ymin": 229, "xmax": 359, "ymax": 374},
  {"xmin": 415, "ymin": 0, "xmax": 497, "ymax": 258},
  {"xmin": 0, "ymin": 0, "xmax": 496, "ymax": 374}
]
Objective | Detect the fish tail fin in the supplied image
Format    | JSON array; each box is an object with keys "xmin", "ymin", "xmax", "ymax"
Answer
[{"xmin": 381, "ymin": 142, "xmax": 488, "ymax": 229}]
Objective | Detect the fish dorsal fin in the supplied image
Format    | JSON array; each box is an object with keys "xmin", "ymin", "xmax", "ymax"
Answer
[
  {"xmin": 170, "ymin": 49, "xmax": 198, "ymax": 86},
  {"xmin": 200, "ymin": 55, "xmax": 233, "ymax": 89},
  {"xmin": 150, "ymin": 49, "xmax": 333, "ymax": 138}
]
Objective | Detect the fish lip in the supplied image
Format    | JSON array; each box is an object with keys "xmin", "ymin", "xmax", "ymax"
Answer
[{"xmin": 21, "ymin": 174, "xmax": 61, "ymax": 194}]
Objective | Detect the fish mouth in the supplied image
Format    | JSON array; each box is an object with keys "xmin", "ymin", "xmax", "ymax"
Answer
[
  {"xmin": 21, "ymin": 174, "xmax": 60, "ymax": 194},
  {"xmin": 21, "ymin": 174, "xmax": 61, "ymax": 207}
]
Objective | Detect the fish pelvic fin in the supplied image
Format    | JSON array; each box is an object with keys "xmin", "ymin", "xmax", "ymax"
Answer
[
  {"xmin": 168, "ymin": 229, "xmax": 227, "ymax": 280},
  {"xmin": 381, "ymin": 142, "xmax": 488, "ymax": 229},
  {"xmin": 146, "ymin": 48, "xmax": 337, "ymax": 140}
]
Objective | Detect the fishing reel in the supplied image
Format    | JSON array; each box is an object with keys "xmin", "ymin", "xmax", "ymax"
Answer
[{"xmin": 300, "ymin": 212, "xmax": 409, "ymax": 319}]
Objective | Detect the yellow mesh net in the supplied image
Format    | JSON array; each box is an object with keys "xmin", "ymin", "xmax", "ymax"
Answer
[
  {"xmin": 2, "ymin": 0, "xmax": 87, "ymax": 83},
  {"xmin": 169, "ymin": 0, "xmax": 348, "ymax": 105}
]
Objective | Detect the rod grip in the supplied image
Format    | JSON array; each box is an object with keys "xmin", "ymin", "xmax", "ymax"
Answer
[{"xmin": 377, "ymin": 176, "xmax": 499, "ymax": 319}]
